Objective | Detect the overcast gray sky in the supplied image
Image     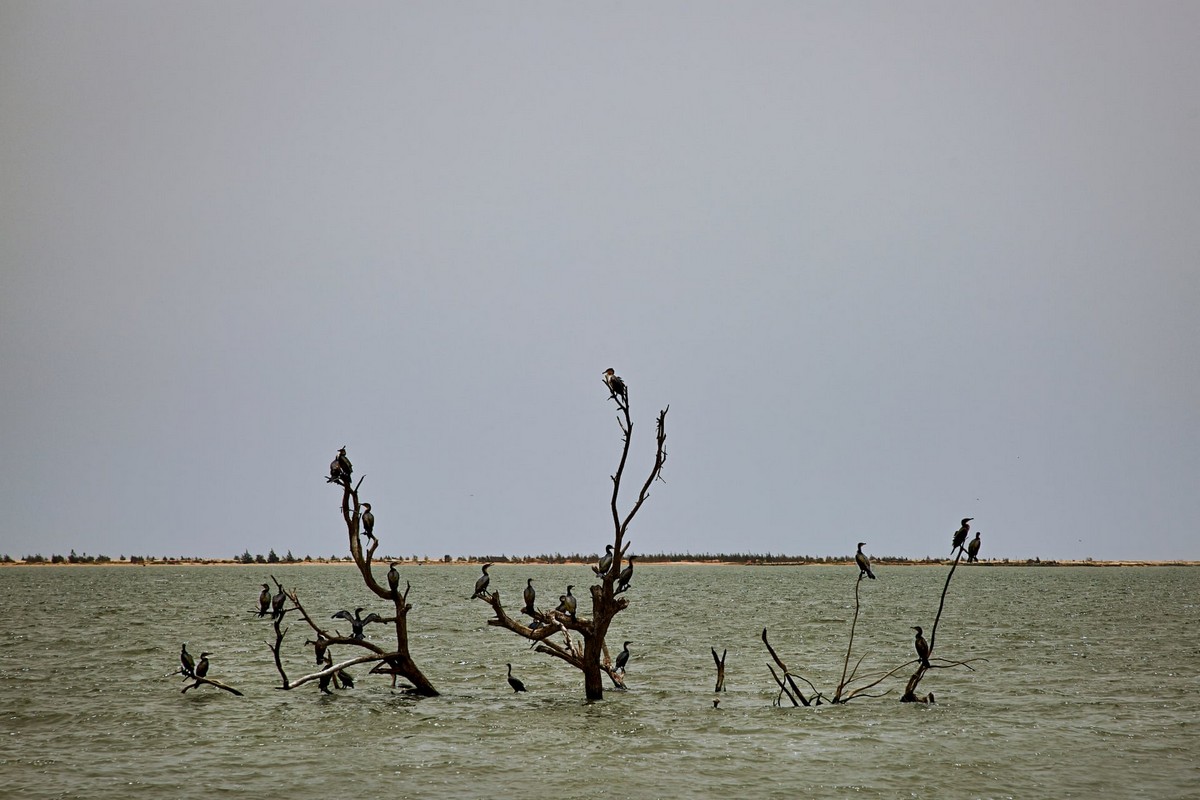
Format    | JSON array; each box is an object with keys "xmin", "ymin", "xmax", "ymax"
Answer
[{"xmin": 2, "ymin": 2, "xmax": 1197, "ymax": 562}]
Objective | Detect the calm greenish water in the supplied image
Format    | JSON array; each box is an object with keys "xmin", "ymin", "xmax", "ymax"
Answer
[{"xmin": 1, "ymin": 564, "xmax": 1196, "ymax": 799}]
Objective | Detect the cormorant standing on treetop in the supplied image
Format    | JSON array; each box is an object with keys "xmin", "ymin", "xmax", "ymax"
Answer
[
  {"xmin": 594, "ymin": 544, "xmax": 614, "ymax": 575},
  {"xmin": 361, "ymin": 503, "xmax": 375, "ymax": 541},
  {"xmin": 912, "ymin": 626, "xmax": 930, "ymax": 668},
  {"xmin": 617, "ymin": 554, "xmax": 636, "ymax": 593},
  {"xmin": 506, "ymin": 663, "xmax": 527, "ymax": 693},
  {"xmin": 967, "ymin": 532, "xmax": 982, "ymax": 562},
  {"xmin": 195, "ymin": 652, "xmax": 210, "ymax": 679},
  {"xmin": 472, "ymin": 563, "xmax": 492, "ymax": 599},
  {"xmin": 615, "ymin": 641, "xmax": 632, "ymax": 672},
  {"xmin": 257, "ymin": 583, "xmax": 271, "ymax": 617},
  {"xmin": 328, "ymin": 447, "xmax": 352, "ymax": 485},
  {"xmin": 952, "ymin": 518, "xmax": 973, "ymax": 552},
  {"xmin": 523, "ymin": 578, "xmax": 536, "ymax": 615},
  {"xmin": 387, "ymin": 562, "xmax": 400, "ymax": 596},
  {"xmin": 180, "ymin": 644, "xmax": 195, "ymax": 678},
  {"xmin": 603, "ymin": 368, "xmax": 627, "ymax": 401},
  {"xmin": 855, "ymin": 542, "xmax": 876, "ymax": 580},
  {"xmin": 271, "ymin": 584, "xmax": 286, "ymax": 619}
]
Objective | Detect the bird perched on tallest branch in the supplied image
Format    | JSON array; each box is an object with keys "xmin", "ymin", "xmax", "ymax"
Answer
[
  {"xmin": 855, "ymin": 542, "xmax": 876, "ymax": 580},
  {"xmin": 951, "ymin": 518, "xmax": 973, "ymax": 552},
  {"xmin": 603, "ymin": 368, "xmax": 627, "ymax": 403},
  {"xmin": 328, "ymin": 447, "xmax": 353, "ymax": 486}
]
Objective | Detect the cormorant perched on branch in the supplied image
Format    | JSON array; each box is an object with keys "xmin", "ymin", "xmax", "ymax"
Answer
[
  {"xmin": 257, "ymin": 583, "xmax": 271, "ymax": 617},
  {"xmin": 332, "ymin": 607, "xmax": 382, "ymax": 640},
  {"xmin": 328, "ymin": 447, "xmax": 352, "ymax": 485},
  {"xmin": 617, "ymin": 554, "xmax": 636, "ymax": 593},
  {"xmin": 603, "ymin": 368, "xmax": 627, "ymax": 401},
  {"xmin": 594, "ymin": 544, "xmax": 614, "ymax": 576},
  {"xmin": 912, "ymin": 626, "xmax": 931, "ymax": 668},
  {"xmin": 614, "ymin": 641, "xmax": 632, "ymax": 672},
  {"xmin": 195, "ymin": 652, "xmax": 210, "ymax": 679},
  {"xmin": 967, "ymin": 532, "xmax": 982, "ymax": 562},
  {"xmin": 523, "ymin": 578, "xmax": 536, "ymax": 615},
  {"xmin": 310, "ymin": 637, "xmax": 328, "ymax": 666},
  {"xmin": 556, "ymin": 585, "xmax": 577, "ymax": 619},
  {"xmin": 952, "ymin": 518, "xmax": 973, "ymax": 552},
  {"xmin": 361, "ymin": 503, "xmax": 375, "ymax": 541},
  {"xmin": 271, "ymin": 585, "xmax": 287, "ymax": 619},
  {"xmin": 471, "ymin": 563, "xmax": 492, "ymax": 599},
  {"xmin": 180, "ymin": 644, "xmax": 195, "ymax": 678},
  {"xmin": 387, "ymin": 562, "xmax": 400, "ymax": 596},
  {"xmin": 855, "ymin": 542, "xmax": 876, "ymax": 580},
  {"xmin": 506, "ymin": 663, "xmax": 527, "ymax": 693}
]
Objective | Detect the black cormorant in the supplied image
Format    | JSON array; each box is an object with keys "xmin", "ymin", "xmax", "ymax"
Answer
[
  {"xmin": 617, "ymin": 554, "xmax": 636, "ymax": 592},
  {"xmin": 311, "ymin": 637, "xmax": 328, "ymax": 665},
  {"xmin": 195, "ymin": 652, "xmax": 210, "ymax": 679},
  {"xmin": 180, "ymin": 644, "xmax": 195, "ymax": 678},
  {"xmin": 912, "ymin": 626, "xmax": 931, "ymax": 668},
  {"xmin": 967, "ymin": 532, "xmax": 982, "ymax": 562},
  {"xmin": 332, "ymin": 607, "xmax": 382, "ymax": 640},
  {"xmin": 614, "ymin": 641, "xmax": 632, "ymax": 672},
  {"xmin": 855, "ymin": 542, "xmax": 876, "ymax": 580},
  {"xmin": 952, "ymin": 518, "xmax": 973, "ymax": 552},
  {"xmin": 361, "ymin": 503, "xmax": 375, "ymax": 541},
  {"xmin": 387, "ymin": 562, "xmax": 400, "ymax": 596},
  {"xmin": 257, "ymin": 583, "xmax": 271, "ymax": 617},
  {"xmin": 506, "ymin": 663, "xmax": 527, "ymax": 693},
  {"xmin": 472, "ymin": 563, "xmax": 492, "ymax": 599},
  {"xmin": 594, "ymin": 544, "xmax": 614, "ymax": 576},
  {"xmin": 523, "ymin": 578, "xmax": 536, "ymax": 615},
  {"xmin": 557, "ymin": 585, "xmax": 577, "ymax": 619},
  {"xmin": 329, "ymin": 447, "xmax": 353, "ymax": 484},
  {"xmin": 603, "ymin": 368, "xmax": 627, "ymax": 401},
  {"xmin": 271, "ymin": 585, "xmax": 287, "ymax": 619}
]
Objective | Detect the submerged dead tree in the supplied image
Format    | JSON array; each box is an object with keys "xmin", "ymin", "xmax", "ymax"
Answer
[
  {"xmin": 478, "ymin": 369, "xmax": 668, "ymax": 700},
  {"xmin": 763, "ymin": 531, "xmax": 978, "ymax": 706},
  {"xmin": 256, "ymin": 449, "xmax": 438, "ymax": 696}
]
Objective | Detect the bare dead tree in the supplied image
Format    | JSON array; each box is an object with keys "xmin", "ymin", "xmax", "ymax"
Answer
[
  {"xmin": 711, "ymin": 647, "xmax": 727, "ymax": 692},
  {"xmin": 257, "ymin": 451, "xmax": 438, "ymax": 696},
  {"xmin": 478, "ymin": 372, "xmax": 668, "ymax": 700},
  {"xmin": 899, "ymin": 546, "xmax": 979, "ymax": 703}
]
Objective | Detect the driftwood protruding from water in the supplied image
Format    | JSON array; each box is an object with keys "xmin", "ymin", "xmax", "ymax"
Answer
[{"xmin": 711, "ymin": 647, "xmax": 727, "ymax": 692}]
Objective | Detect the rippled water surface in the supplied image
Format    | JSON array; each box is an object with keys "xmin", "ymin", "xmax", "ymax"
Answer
[{"xmin": 1, "ymin": 564, "xmax": 1197, "ymax": 799}]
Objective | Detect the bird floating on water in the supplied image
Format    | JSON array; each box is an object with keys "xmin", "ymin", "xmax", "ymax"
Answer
[
  {"xmin": 506, "ymin": 663, "xmax": 527, "ymax": 693},
  {"xmin": 855, "ymin": 542, "xmax": 876, "ymax": 580}
]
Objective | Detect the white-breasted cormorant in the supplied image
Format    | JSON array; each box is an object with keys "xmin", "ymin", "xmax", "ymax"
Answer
[
  {"xmin": 331, "ymin": 607, "xmax": 382, "ymax": 640},
  {"xmin": 271, "ymin": 585, "xmax": 287, "ymax": 619},
  {"xmin": 603, "ymin": 368, "xmax": 627, "ymax": 401},
  {"xmin": 257, "ymin": 583, "xmax": 271, "ymax": 617},
  {"xmin": 180, "ymin": 644, "xmax": 195, "ymax": 677},
  {"xmin": 523, "ymin": 578, "xmax": 536, "ymax": 615},
  {"xmin": 472, "ymin": 563, "xmax": 492, "ymax": 599},
  {"xmin": 614, "ymin": 641, "xmax": 632, "ymax": 672},
  {"xmin": 912, "ymin": 626, "xmax": 930, "ymax": 668},
  {"xmin": 617, "ymin": 554, "xmax": 636, "ymax": 592},
  {"xmin": 387, "ymin": 562, "xmax": 400, "ymax": 596},
  {"xmin": 506, "ymin": 663, "xmax": 527, "ymax": 693},
  {"xmin": 594, "ymin": 544, "xmax": 614, "ymax": 576},
  {"xmin": 361, "ymin": 503, "xmax": 375, "ymax": 540},
  {"xmin": 855, "ymin": 542, "xmax": 876, "ymax": 580},
  {"xmin": 967, "ymin": 532, "xmax": 982, "ymax": 562},
  {"xmin": 952, "ymin": 518, "xmax": 973, "ymax": 552},
  {"xmin": 329, "ymin": 447, "xmax": 352, "ymax": 485},
  {"xmin": 195, "ymin": 652, "xmax": 210, "ymax": 679}
]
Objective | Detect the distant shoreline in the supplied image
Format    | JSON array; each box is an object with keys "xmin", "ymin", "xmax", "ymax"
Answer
[{"xmin": 2, "ymin": 558, "xmax": 1196, "ymax": 568}]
